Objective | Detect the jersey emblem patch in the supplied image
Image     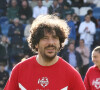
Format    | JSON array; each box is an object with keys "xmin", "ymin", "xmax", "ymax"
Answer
[
  {"xmin": 38, "ymin": 77, "xmax": 49, "ymax": 88},
  {"xmin": 92, "ymin": 78, "xmax": 100, "ymax": 89}
]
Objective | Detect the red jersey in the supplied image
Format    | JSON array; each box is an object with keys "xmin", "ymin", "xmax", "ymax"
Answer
[
  {"xmin": 84, "ymin": 65, "xmax": 100, "ymax": 90},
  {"xmin": 4, "ymin": 56, "xmax": 85, "ymax": 90}
]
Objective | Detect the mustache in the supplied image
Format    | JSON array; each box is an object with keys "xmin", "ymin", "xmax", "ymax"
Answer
[{"xmin": 45, "ymin": 45, "xmax": 56, "ymax": 49}]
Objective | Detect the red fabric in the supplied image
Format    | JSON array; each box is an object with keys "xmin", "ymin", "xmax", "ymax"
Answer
[
  {"xmin": 4, "ymin": 56, "xmax": 85, "ymax": 90},
  {"xmin": 84, "ymin": 65, "xmax": 100, "ymax": 90}
]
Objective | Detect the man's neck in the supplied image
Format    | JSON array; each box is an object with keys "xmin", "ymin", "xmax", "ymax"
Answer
[
  {"xmin": 36, "ymin": 55, "xmax": 59, "ymax": 66},
  {"xmin": 69, "ymin": 49, "xmax": 74, "ymax": 53}
]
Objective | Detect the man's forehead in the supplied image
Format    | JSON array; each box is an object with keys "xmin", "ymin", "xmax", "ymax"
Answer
[{"xmin": 44, "ymin": 30, "xmax": 57, "ymax": 36}]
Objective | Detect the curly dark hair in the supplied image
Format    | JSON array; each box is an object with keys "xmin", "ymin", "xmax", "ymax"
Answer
[{"xmin": 28, "ymin": 14, "xmax": 70, "ymax": 52}]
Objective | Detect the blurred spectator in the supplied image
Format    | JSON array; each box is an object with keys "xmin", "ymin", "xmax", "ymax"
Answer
[
  {"xmin": 48, "ymin": 0, "xmax": 62, "ymax": 18},
  {"xmin": 10, "ymin": 43, "xmax": 24, "ymax": 63},
  {"xmin": 18, "ymin": 0, "xmax": 32, "ymax": 24},
  {"xmin": 24, "ymin": 17, "xmax": 34, "ymax": 39},
  {"xmin": 71, "ymin": 0, "xmax": 84, "ymax": 8},
  {"xmin": 58, "ymin": 38, "xmax": 75, "ymax": 56},
  {"xmin": 42, "ymin": 0, "xmax": 53, "ymax": 8},
  {"xmin": 87, "ymin": 9, "xmax": 98, "ymax": 27},
  {"xmin": 58, "ymin": 0, "xmax": 65, "ymax": 9},
  {"xmin": 76, "ymin": 39, "xmax": 90, "ymax": 78},
  {"xmin": 29, "ymin": 0, "xmax": 37, "ymax": 9},
  {"xmin": 78, "ymin": 14, "xmax": 96, "ymax": 50},
  {"xmin": 0, "ymin": 36, "xmax": 10, "ymax": 65},
  {"xmin": 8, "ymin": 0, "xmax": 26, "ymax": 7},
  {"xmin": 62, "ymin": 3, "xmax": 74, "ymax": 19},
  {"xmin": 0, "ymin": 0, "xmax": 7, "ymax": 17},
  {"xmin": 65, "ymin": 14, "xmax": 76, "ymax": 40},
  {"xmin": 24, "ymin": 17, "xmax": 35, "ymax": 57},
  {"xmin": 8, "ymin": 18, "xmax": 24, "ymax": 46},
  {"xmin": 0, "ymin": 63, "xmax": 9, "ymax": 90},
  {"xmin": 33, "ymin": 0, "xmax": 48, "ymax": 18},
  {"xmin": 0, "ymin": 35, "xmax": 11, "ymax": 66},
  {"xmin": 7, "ymin": 0, "xmax": 19, "ymax": 24},
  {"xmin": 59, "ymin": 41, "xmax": 83, "ymax": 74},
  {"xmin": 73, "ymin": 14, "xmax": 81, "ymax": 46},
  {"xmin": 0, "ymin": 45, "xmax": 7, "ymax": 66},
  {"xmin": 7, "ymin": 18, "xmax": 24, "ymax": 64}
]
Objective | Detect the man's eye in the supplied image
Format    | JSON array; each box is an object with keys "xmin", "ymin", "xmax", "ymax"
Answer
[
  {"xmin": 53, "ymin": 36, "xmax": 59, "ymax": 39},
  {"xmin": 43, "ymin": 37, "xmax": 48, "ymax": 39}
]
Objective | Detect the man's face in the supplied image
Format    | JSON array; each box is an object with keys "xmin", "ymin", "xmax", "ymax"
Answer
[
  {"xmin": 22, "ymin": 1, "xmax": 27, "ymax": 8},
  {"xmin": 66, "ymin": 15, "xmax": 71, "ymax": 21},
  {"xmin": 14, "ymin": 19, "xmax": 19, "ymax": 26},
  {"xmin": 68, "ymin": 43, "xmax": 75, "ymax": 52},
  {"xmin": 38, "ymin": 0, "xmax": 42, "ymax": 7},
  {"xmin": 36, "ymin": 31, "xmax": 60, "ymax": 61},
  {"xmin": 53, "ymin": 1, "xmax": 58, "ymax": 7},
  {"xmin": 92, "ymin": 51, "xmax": 100, "ymax": 68},
  {"xmin": 58, "ymin": 0, "xmax": 63, "ymax": 3},
  {"xmin": 79, "ymin": 40, "xmax": 84, "ymax": 46},
  {"xmin": 85, "ymin": 15, "xmax": 91, "ymax": 22},
  {"xmin": 12, "ymin": 0, "xmax": 17, "ymax": 7}
]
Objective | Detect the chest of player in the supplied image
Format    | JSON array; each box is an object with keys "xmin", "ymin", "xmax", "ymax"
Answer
[
  {"xmin": 89, "ymin": 71, "xmax": 100, "ymax": 90},
  {"xmin": 18, "ymin": 67, "xmax": 69, "ymax": 90}
]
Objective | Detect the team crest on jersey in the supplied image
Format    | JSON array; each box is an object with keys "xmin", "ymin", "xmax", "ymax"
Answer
[
  {"xmin": 38, "ymin": 77, "xmax": 49, "ymax": 88},
  {"xmin": 92, "ymin": 78, "xmax": 100, "ymax": 89}
]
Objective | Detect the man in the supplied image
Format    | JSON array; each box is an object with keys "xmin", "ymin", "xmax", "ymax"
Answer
[
  {"xmin": 0, "ymin": 35, "xmax": 10, "ymax": 66},
  {"xmin": 4, "ymin": 15, "xmax": 85, "ymax": 90},
  {"xmin": 18, "ymin": 0, "xmax": 32, "ymax": 24},
  {"xmin": 87, "ymin": 9, "xmax": 98, "ymax": 27},
  {"xmin": 8, "ymin": 18, "xmax": 24, "ymax": 46},
  {"xmin": 7, "ymin": 18, "xmax": 24, "ymax": 64},
  {"xmin": 65, "ymin": 14, "xmax": 76, "ymax": 41},
  {"xmin": 7, "ymin": 0, "xmax": 19, "ymax": 24},
  {"xmin": 78, "ymin": 14, "xmax": 96, "ymax": 50},
  {"xmin": 76, "ymin": 39, "xmax": 90, "ymax": 78},
  {"xmin": 48, "ymin": 0, "xmax": 62, "ymax": 18},
  {"xmin": 59, "ymin": 40, "xmax": 83, "ymax": 73},
  {"xmin": 84, "ymin": 46, "xmax": 100, "ymax": 90},
  {"xmin": 62, "ymin": 3, "xmax": 74, "ymax": 19},
  {"xmin": 0, "ymin": 63, "xmax": 9, "ymax": 89},
  {"xmin": 33, "ymin": 0, "xmax": 48, "ymax": 18}
]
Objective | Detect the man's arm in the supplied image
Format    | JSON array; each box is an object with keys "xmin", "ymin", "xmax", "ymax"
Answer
[{"xmin": 69, "ymin": 70, "xmax": 86, "ymax": 90}]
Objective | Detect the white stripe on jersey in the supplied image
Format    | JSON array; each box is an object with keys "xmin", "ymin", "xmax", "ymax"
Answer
[
  {"xmin": 61, "ymin": 86, "xmax": 68, "ymax": 90},
  {"xmin": 19, "ymin": 83, "xmax": 26, "ymax": 90}
]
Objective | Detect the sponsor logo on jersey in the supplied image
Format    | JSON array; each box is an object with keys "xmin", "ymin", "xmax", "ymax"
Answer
[
  {"xmin": 92, "ymin": 78, "xmax": 100, "ymax": 89},
  {"xmin": 38, "ymin": 77, "xmax": 49, "ymax": 88}
]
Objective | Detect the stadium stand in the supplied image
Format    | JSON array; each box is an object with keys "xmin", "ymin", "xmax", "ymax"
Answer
[{"xmin": 79, "ymin": 7, "xmax": 92, "ymax": 16}]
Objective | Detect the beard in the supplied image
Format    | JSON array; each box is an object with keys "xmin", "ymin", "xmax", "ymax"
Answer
[{"xmin": 39, "ymin": 45, "xmax": 60, "ymax": 62}]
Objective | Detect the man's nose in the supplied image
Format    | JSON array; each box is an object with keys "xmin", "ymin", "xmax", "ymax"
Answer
[{"xmin": 48, "ymin": 38, "xmax": 54, "ymax": 44}]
